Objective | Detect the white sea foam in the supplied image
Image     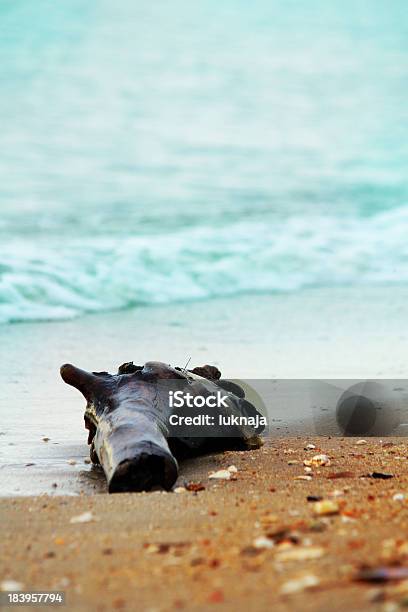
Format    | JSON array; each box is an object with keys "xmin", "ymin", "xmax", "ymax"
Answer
[{"xmin": 1, "ymin": 207, "xmax": 407, "ymax": 324}]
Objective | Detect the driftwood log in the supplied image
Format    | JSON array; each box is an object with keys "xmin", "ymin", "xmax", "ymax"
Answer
[{"xmin": 60, "ymin": 361, "xmax": 264, "ymax": 493}]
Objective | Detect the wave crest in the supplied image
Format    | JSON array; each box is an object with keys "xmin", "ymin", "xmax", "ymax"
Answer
[{"xmin": 1, "ymin": 208, "xmax": 407, "ymax": 324}]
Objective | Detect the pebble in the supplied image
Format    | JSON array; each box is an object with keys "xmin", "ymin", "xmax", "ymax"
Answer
[
  {"xmin": 209, "ymin": 470, "xmax": 231, "ymax": 480},
  {"xmin": 227, "ymin": 465, "xmax": 238, "ymax": 473},
  {"xmin": 280, "ymin": 574, "xmax": 320, "ymax": 594},
  {"xmin": 253, "ymin": 536, "xmax": 274, "ymax": 550},
  {"xmin": 310, "ymin": 454, "xmax": 331, "ymax": 467},
  {"xmin": 70, "ymin": 511, "xmax": 94, "ymax": 524},
  {"xmin": 0, "ymin": 580, "xmax": 24, "ymax": 591},
  {"xmin": 313, "ymin": 500, "xmax": 340, "ymax": 516},
  {"xmin": 329, "ymin": 489, "xmax": 344, "ymax": 498},
  {"xmin": 276, "ymin": 547, "xmax": 325, "ymax": 562}
]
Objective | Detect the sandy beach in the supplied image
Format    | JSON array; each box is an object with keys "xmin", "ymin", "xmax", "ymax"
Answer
[
  {"xmin": 2, "ymin": 2, "xmax": 408, "ymax": 610},
  {"xmin": 1, "ymin": 289, "xmax": 408, "ymax": 611},
  {"xmin": 2, "ymin": 288, "xmax": 408, "ymax": 496},
  {"xmin": 2, "ymin": 436, "xmax": 408, "ymax": 611}
]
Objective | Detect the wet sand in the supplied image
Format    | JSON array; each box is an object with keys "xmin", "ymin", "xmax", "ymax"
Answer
[
  {"xmin": 1, "ymin": 437, "xmax": 408, "ymax": 612},
  {"xmin": 2, "ymin": 288, "xmax": 408, "ymax": 496}
]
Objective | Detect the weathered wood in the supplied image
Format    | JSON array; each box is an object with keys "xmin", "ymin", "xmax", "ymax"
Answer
[{"xmin": 61, "ymin": 361, "xmax": 264, "ymax": 493}]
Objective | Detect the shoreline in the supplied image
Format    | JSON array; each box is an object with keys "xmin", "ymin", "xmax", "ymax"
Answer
[{"xmin": 1, "ymin": 287, "xmax": 408, "ymax": 497}]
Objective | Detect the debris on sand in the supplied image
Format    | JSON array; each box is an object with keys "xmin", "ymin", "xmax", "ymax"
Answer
[
  {"xmin": 355, "ymin": 566, "xmax": 408, "ymax": 583},
  {"xmin": 307, "ymin": 495, "xmax": 323, "ymax": 502},
  {"xmin": 393, "ymin": 493, "xmax": 405, "ymax": 501},
  {"xmin": 307, "ymin": 454, "xmax": 331, "ymax": 467},
  {"xmin": 265, "ymin": 528, "xmax": 300, "ymax": 546},
  {"xmin": 280, "ymin": 574, "xmax": 320, "ymax": 594},
  {"xmin": 276, "ymin": 547, "xmax": 325, "ymax": 562},
  {"xmin": 144, "ymin": 542, "xmax": 190, "ymax": 555},
  {"xmin": 294, "ymin": 475, "xmax": 312, "ymax": 481},
  {"xmin": 173, "ymin": 487, "xmax": 187, "ymax": 493},
  {"xmin": 0, "ymin": 580, "xmax": 24, "ymax": 591},
  {"xmin": 365, "ymin": 472, "xmax": 394, "ymax": 480},
  {"xmin": 313, "ymin": 500, "xmax": 340, "ymax": 516},
  {"xmin": 356, "ymin": 439, "xmax": 367, "ymax": 445},
  {"xmin": 185, "ymin": 482, "xmax": 206, "ymax": 492},
  {"xmin": 253, "ymin": 536, "xmax": 274, "ymax": 550},
  {"xmin": 67, "ymin": 459, "xmax": 77, "ymax": 465},
  {"xmin": 327, "ymin": 471, "xmax": 355, "ymax": 479},
  {"xmin": 70, "ymin": 511, "xmax": 95, "ymax": 524},
  {"xmin": 227, "ymin": 465, "xmax": 238, "ymax": 473},
  {"xmin": 209, "ymin": 470, "xmax": 232, "ymax": 480},
  {"xmin": 328, "ymin": 489, "xmax": 344, "ymax": 498},
  {"xmin": 305, "ymin": 444, "xmax": 316, "ymax": 450}
]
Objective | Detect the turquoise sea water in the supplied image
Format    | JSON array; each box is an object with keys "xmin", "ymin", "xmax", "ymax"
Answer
[{"xmin": 1, "ymin": 0, "xmax": 407, "ymax": 323}]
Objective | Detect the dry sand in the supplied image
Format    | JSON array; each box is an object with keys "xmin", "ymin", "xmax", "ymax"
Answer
[{"xmin": 2, "ymin": 437, "xmax": 408, "ymax": 612}]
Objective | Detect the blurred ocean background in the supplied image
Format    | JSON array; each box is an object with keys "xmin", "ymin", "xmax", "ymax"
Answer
[{"xmin": 1, "ymin": 0, "xmax": 408, "ymax": 324}]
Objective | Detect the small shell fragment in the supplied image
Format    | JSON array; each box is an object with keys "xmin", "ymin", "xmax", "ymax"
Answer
[
  {"xmin": 310, "ymin": 454, "xmax": 331, "ymax": 467},
  {"xmin": 356, "ymin": 439, "xmax": 367, "ymax": 445},
  {"xmin": 70, "ymin": 511, "xmax": 94, "ymax": 524},
  {"xmin": 209, "ymin": 470, "xmax": 231, "ymax": 480},
  {"xmin": 280, "ymin": 574, "xmax": 320, "ymax": 594},
  {"xmin": 294, "ymin": 475, "xmax": 312, "ymax": 481},
  {"xmin": 173, "ymin": 486, "xmax": 187, "ymax": 493},
  {"xmin": 253, "ymin": 536, "xmax": 274, "ymax": 550},
  {"xmin": 276, "ymin": 547, "xmax": 325, "ymax": 562},
  {"xmin": 305, "ymin": 444, "xmax": 316, "ymax": 450},
  {"xmin": 0, "ymin": 580, "xmax": 24, "ymax": 591},
  {"xmin": 227, "ymin": 465, "xmax": 238, "ymax": 473},
  {"xmin": 313, "ymin": 500, "xmax": 339, "ymax": 516}
]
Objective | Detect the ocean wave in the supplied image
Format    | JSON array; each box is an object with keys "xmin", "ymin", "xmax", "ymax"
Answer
[{"xmin": 1, "ymin": 208, "xmax": 408, "ymax": 324}]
